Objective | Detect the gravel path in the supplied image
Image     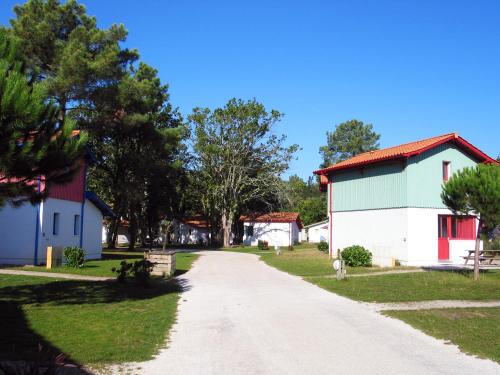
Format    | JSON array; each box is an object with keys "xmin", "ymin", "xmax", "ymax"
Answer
[
  {"xmin": 367, "ymin": 299, "xmax": 500, "ymax": 311},
  {"xmin": 116, "ymin": 251, "xmax": 499, "ymax": 375},
  {"xmin": 0, "ymin": 269, "xmax": 112, "ymax": 281}
]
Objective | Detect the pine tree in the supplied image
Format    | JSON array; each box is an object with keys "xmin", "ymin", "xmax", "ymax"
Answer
[
  {"xmin": 0, "ymin": 29, "xmax": 86, "ymax": 206},
  {"xmin": 441, "ymin": 163, "xmax": 500, "ymax": 280}
]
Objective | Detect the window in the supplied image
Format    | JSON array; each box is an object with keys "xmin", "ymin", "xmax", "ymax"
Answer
[
  {"xmin": 439, "ymin": 215, "xmax": 475, "ymax": 240},
  {"xmin": 74, "ymin": 215, "xmax": 80, "ymax": 235},
  {"xmin": 442, "ymin": 161, "xmax": 451, "ymax": 181},
  {"xmin": 53, "ymin": 213, "xmax": 60, "ymax": 235},
  {"xmin": 245, "ymin": 225, "xmax": 254, "ymax": 237}
]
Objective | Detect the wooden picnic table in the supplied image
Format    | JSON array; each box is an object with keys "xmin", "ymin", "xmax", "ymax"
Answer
[{"xmin": 462, "ymin": 249, "xmax": 500, "ymax": 265}]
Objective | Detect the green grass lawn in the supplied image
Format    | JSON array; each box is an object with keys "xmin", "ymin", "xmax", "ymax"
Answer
[
  {"xmin": 385, "ymin": 308, "xmax": 500, "ymax": 362},
  {"xmin": 308, "ymin": 270, "xmax": 500, "ymax": 302},
  {"xmin": 4, "ymin": 251, "xmax": 198, "ymax": 278},
  {"xmin": 225, "ymin": 247, "xmax": 414, "ymax": 276},
  {"xmin": 0, "ymin": 252, "xmax": 199, "ymax": 365}
]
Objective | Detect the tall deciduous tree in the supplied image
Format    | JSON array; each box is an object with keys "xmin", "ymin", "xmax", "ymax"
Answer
[
  {"xmin": 0, "ymin": 29, "xmax": 86, "ymax": 206},
  {"xmin": 441, "ymin": 163, "xmax": 500, "ymax": 280},
  {"xmin": 319, "ymin": 119, "xmax": 380, "ymax": 167},
  {"xmin": 190, "ymin": 98, "xmax": 298, "ymax": 247}
]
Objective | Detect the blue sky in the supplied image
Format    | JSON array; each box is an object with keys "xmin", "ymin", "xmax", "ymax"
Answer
[{"xmin": 1, "ymin": 0, "xmax": 499, "ymax": 179}]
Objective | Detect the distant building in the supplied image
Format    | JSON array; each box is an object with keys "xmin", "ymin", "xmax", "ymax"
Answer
[
  {"xmin": 240, "ymin": 212, "xmax": 303, "ymax": 247},
  {"xmin": 301, "ymin": 220, "xmax": 329, "ymax": 243},
  {"xmin": 314, "ymin": 132, "xmax": 498, "ymax": 266},
  {"xmin": 172, "ymin": 216, "xmax": 210, "ymax": 245}
]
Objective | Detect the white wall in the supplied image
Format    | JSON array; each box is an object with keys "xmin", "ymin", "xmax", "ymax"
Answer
[
  {"xmin": 332, "ymin": 207, "xmax": 481, "ymax": 267},
  {"xmin": 331, "ymin": 208, "xmax": 409, "ymax": 266},
  {"xmin": 406, "ymin": 208, "xmax": 481, "ymax": 266},
  {"xmin": 82, "ymin": 199, "xmax": 103, "ymax": 259},
  {"xmin": 172, "ymin": 220, "xmax": 209, "ymax": 245},
  {"xmin": 38, "ymin": 198, "xmax": 82, "ymax": 264},
  {"xmin": 0, "ymin": 202, "xmax": 38, "ymax": 264},
  {"xmin": 307, "ymin": 222, "xmax": 329, "ymax": 243},
  {"xmin": 243, "ymin": 222, "xmax": 299, "ymax": 247}
]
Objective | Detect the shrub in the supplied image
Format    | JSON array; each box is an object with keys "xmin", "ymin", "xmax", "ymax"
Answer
[
  {"xmin": 341, "ymin": 245, "xmax": 372, "ymax": 267},
  {"xmin": 258, "ymin": 240, "xmax": 269, "ymax": 250},
  {"xmin": 287, "ymin": 245, "xmax": 294, "ymax": 251},
  {"xmin": 317, "ymin": 241, "xmax": 328, "ymax": 252},
  {"xmin": 112, "ymin": 260, "xmax": 132, "ymax": 283},
  {"xmin": 112, "ymin": 259, "xmax": 153, "ymax": 286},
  {"xmin": 63, "ymin": 246, "xmax": 85, "ymax": 268}
]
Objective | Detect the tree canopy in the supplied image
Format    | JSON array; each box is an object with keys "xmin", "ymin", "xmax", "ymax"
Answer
[
  {"xmin": 319, "ymin": 119, "xmax": 380, "ymax": 167},
  {"xmin": 190, "ymin": 98, "xmax": 298, "ymax": 246},
  {"xmin": 441, "ymin": 163, "xmax": 500, "ymax": 280}
]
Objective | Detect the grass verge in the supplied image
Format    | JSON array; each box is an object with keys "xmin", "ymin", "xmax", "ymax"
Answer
[
  {"xmin": 0, "ymin": 252, "xmax": 198, "ymax": 365},
  {"xmin": 385, "ymin": 307, "xmax": 500, "ymax": 363},
  {"xmin": 307, "ymin": 270, "xmax": 500, "ymax": 302},
  {"xmin": 3, "ymin": 251, "xmax": 198, "ymax": 278}
]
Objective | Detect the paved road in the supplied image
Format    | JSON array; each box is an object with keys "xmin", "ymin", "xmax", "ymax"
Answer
[{"xmin": 127, "ymin": 251, "xmax": 499, "ymax": 375}]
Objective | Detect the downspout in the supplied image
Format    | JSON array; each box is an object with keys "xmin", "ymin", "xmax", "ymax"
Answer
[
  {"xmin": 33, "ymin": 177, "xmax": 41, "ymax": 265},
  {"xmin": 329, "ymin": 180, "xmax": 333, "ymax": 258},
  {"xmin": 79, "ymin": 164, "xmax": 88, "ymax": 248}
]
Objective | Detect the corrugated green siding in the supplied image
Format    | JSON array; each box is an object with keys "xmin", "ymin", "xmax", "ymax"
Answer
[
  {"xmin": 406, "ymin": 143, "xmax": 478, "ymax": 208},
  {"xmin": 330, "ymin": 161, "xmax": 407, "ymax": 211},
  {"xmin": 329, "ymin": 143, "xmax": 478, "ymax": 211}
]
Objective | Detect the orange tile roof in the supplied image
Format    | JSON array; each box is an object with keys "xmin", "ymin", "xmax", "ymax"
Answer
[
  {"xmin": 314, "ymin": 132, "xmax": 497, "ymax": 175},
  {"xmin": 240, "ymin": 212, "xmax": 303, "ymax": 229},
  {"xmin": 182, "ymin": 216, "xmax": 209, "ymax": 229}
]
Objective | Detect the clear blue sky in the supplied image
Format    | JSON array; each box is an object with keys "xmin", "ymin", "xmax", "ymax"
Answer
[{"xmin": 1, "ymin": 0, "xmax": 499, "ymax": 179}]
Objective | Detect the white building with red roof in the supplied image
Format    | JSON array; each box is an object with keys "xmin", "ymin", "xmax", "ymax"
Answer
[
  {"xmin": 240, "ymin": 212, "xmax": 303, "ymax": 247},
  {"xmin": 314, "ymin": 132, "xmax": 498, "ymax": 266}
]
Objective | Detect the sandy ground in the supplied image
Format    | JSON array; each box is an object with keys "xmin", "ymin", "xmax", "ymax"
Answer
[{"xmin": 113, "ymin": 251, "xmax": 499, "ymax": 375}]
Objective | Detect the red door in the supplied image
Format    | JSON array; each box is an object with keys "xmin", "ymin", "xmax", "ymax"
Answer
[{"xmin": 438, "ymin": 215, "xmax": 450, "ymax": 261}]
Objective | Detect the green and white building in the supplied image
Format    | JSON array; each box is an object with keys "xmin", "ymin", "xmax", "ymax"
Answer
[{"xmin": 314, "ymin": 133, "xmax": 498, "ymax": 266}]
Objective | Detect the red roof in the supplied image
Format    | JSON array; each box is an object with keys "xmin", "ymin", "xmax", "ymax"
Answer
[
  {"xmin": 240, "ymin": 212, "xmax": 303, "ymax": 229},
  {"xmin": 182, "ymin": 216, "xmax": 209, "ymax": 229},
  {"xmin": 314, "ymin": 132, "xmax": 497, "ymax": 175}
]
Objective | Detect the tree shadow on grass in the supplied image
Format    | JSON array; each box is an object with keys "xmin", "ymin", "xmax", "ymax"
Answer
[
  {"xmin": 0, "ymin": 278, "xmax": 190, "ymax": 372},
  {"xmin": 0, "ymin": 278, "xmax": 187, "ymax": 306},
  {"xmin": 0, "ymin": 302, "xmax": 94, "ymax": 373}
]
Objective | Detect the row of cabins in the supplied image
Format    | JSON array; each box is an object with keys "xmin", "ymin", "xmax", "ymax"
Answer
[{"xmin": 0, "ymin": 132, "xmax": 497, "ymax": 266}]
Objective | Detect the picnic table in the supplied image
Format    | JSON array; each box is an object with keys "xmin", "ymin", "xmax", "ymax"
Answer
[{"xmin": 462, "ymin": 249, "xmax": 500, "ymax": 265}]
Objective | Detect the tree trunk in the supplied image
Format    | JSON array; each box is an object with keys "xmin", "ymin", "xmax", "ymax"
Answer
[
  {"xmin": 128, "ymin": 214, "xmax": 137, "ymax": 251},
  {"xmin": 474, "ymin": 219, "xmax": 482, "ymax": 281},
  {"xmin": 221, "ymin": 212, "xmax": 233, "ymax": 248}
]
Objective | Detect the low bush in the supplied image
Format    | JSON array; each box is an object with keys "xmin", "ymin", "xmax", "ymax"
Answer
[
  {"xmin": 258, "ymin": 240, "xmax": 269, "ymax": 250},
  {"xmin": 287, "ymin": 245, "xmax": 294, "ymax": 251},
  {"xmin": 63, "ymin": 246, "xmax": 85, "ymax": 268},
  {"xmin": 341, "ymin": 245, "xmax": 372, "ymax": 267},
  {"xmin": 317, "ymin": 241, "xmax": 328, "ymax": 252},
  {"xmin": 112, "ymin": 259, "xmax": 153, "ymax": 286}
]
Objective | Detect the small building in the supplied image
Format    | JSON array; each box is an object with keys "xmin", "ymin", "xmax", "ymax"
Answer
[
  {"xmin": 172, "ymin": 216, "xmax": 210, "ymax": 245},
  {"xmin": 240, "ymin": 212, "xmax": 303, "ymax": 247},
  {"xmin": 302, "ymin": 220, "xmax": 329, "ymax": 243},
  {"xmin": 0, "ymin": 158, "xmax": 114, "ymax": 265},
  {"xmin": 102, "ymin": 220, "xmax": 131, "ymax": 246},
  {"xmin": 314, "ymin": 132, "xmax": 498, "ymax": 266}
]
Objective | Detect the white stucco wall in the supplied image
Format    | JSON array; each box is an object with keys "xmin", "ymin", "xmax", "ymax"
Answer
[
  {"xmin": 331, "ymin": 208, "xmax": 409, "ymax": 266},
  {"xmin": 0, "ymin": 202, "xmax": 38, "ymax": 264},
  {"xmin": 38, "ymin": 198, "xmax": 81, "ymax": 264},
  {"xmin": 306, "ymin": 222, "xmax": 329, "ymax": 243},
  {"xmin": 172, "ymin": 221, "xmax": 209, "ymax": 245},
  {"xmin": 242, "ymin": 222, "xmax": 299, "ymax": 247},
  {"xmin": 82, "ymin": 199, "xmax": 103, "ymax": 259},
  {"xmin": 406, "ymin": 207, "xmax": 480, "ymax": 266},
  {"xmin": 331, "ymin": 207, "xmax": 481, "ymax": 266}
]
